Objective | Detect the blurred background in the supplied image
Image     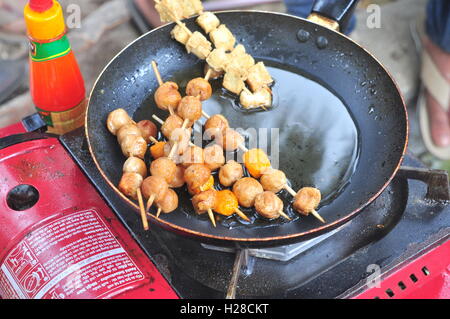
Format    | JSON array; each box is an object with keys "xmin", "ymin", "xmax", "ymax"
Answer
[{"xmin": 0, "ymin": 0, "xmax": 446, "ymax": 171}]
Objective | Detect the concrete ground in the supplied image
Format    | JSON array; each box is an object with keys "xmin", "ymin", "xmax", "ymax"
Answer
[{"xmin": 0, "ymin": 0, "xmax": 447, "ymax": 171}]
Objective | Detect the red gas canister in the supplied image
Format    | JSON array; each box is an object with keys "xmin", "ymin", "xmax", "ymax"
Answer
[{"xmin": 0, "ymin": 131, "xmax": 178, "ymax": 299}]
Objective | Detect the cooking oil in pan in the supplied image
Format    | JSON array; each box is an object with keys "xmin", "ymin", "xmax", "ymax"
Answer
[{"xmin": 143, "ymin": 62, "xmax": 360, "ymax": 228}]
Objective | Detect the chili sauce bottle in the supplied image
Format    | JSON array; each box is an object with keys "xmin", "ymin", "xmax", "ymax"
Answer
[{"xmin": 24, "ymin": 0, "xmax": 86, "ymax": 134}]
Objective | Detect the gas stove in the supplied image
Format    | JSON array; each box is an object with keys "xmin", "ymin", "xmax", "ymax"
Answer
[{"xmin": 1, "ymin": 116, "xmax": 449, "ymax": 299}]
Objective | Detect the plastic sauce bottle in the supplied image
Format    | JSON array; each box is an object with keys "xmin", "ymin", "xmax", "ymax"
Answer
[{"xmin": 24, "ymin": 0, "xmax": 86, "ymax": 134}]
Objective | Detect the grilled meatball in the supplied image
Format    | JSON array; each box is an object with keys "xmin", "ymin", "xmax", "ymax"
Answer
[
  {"xmin": 169, "ymin": 165, "xmax": 185, "ymax": 188},
  {"xmin": 254, "ymin": 191, "xmax": 284, "ymax": 219},
  {"xmin": 177, "ymin": 96, "xmax": 202, "ymax": 125},
  {"xmin": 141, "ymin": 175, "xmax": 169, "ymax": 201},
  {"xmin": 150, "ymin": 141, "xmax": 167, "ymax": 159},
  {"xmin": 204, "ymin": 114, "xmax": 229, "ymax": 140},
  {"xmin": 155, "ymin": 189, "xmax": 178, "ymax": 214},
  {"xmin": 161, "ymin": 114, "xmax": 184, "ymax": 139},
  {"xmin": 107, "ymin": 108, "xmax": 133, "ymax": 135},
  {"xmin": 217, "ymin": 128, "xmax": 244, "ymax": 152},
  {"xmin": 204, "ymin": 144, "xmax": 225, "ymax": 171},
  {"xmin": 168, "ymin": 127, "xmax": 191, "ymax": 156},
  {"xmin": 120, "ymin": 135, "xmax": 147, "ymax": 159},
  {"xmin": 137, "ymin": 120, "xmax": 157, "ymax": 143},
  {"xmin": 260, "ymin": 168, "xmax": 287, "ymax": 193},
  {"xmin": 186, "ymin": 77, "xmax": 212, "ymax": 101},
  {"xmin": 219, "ymin": 160, "xmax": 243, "ymax": 187},
  {"xmin": 154, "ymin": 81, "xmax": 182, "ymax": 112},
  {"xmin": 123, "ymin": 156, "xmax": 147, "ymax": 178},
  {"xmin": 184, "ymin": 164, "xmax": 211, "ymax": 190},
  {"xmin": 118, "ymin": 172, "xmax": 143, "ymax": 200},
  {"xmin": 232, "ymin": 177, "xmax": 263, "ymax": 208},
  {"xmin": 192, "ymin": 189, "xmax": 217, "ymax": 214},
  {"xmin": 293, "ymin": 187, "xmax": 321, "ymax": 216},
  {"xmin": 150, "ymin": 157, "xmax": 177, "ymax": 183},
  {"xmin": 116, "ymin": 123, "xmax": 142, "ymax": 145},
  {"xmin": 181, "ymin": 145, "xmax": 204, "ymax": 168}
]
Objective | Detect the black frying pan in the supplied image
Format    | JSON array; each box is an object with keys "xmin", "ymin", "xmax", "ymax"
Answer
[{"xmin": 86, "ymin": 0, "xmax": 408, "ymax": 248}]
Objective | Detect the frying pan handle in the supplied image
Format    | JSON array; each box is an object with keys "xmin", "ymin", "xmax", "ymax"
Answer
[{"xmin": 308, "ymin": 0, "xmax": 359, "ymax": 33}]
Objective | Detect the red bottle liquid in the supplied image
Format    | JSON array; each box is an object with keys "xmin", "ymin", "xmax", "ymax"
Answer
[{"xmin": 25, "ymin": 0, "xmax": 86, "ymax": 134}]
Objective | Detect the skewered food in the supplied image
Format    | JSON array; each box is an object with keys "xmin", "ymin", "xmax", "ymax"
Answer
[
  {"xmin": 210, "ymin": 24, "xmax": 236, "ymax": 52},
  {"xmin": 168, "ymin": 127, "xmax": 192, "ymax": 156},
  {"xmin": 204, "ymin": 64, "xmax": 223, "ymax": 79},
  {"xmin": 246, "ymin": 62, "xmax": 273, "ymax": 92},
  {"xmin": 223, "ymin": 70, "xmax": 245, "ymax": 95},
  {"xmin": 204, "ymin": 114, "xmax": 229, "ymax": 140},
  {"xmin": 217, "ymin": 128, "xmax": 244, "ymax": 152},
  {"xmin": 155, "ymin": 188, "xmax": 179, "ymax": 214},
  {"xmin": 185, "ymin": 31, "xmax": 212, "ymax": 60},
  {"xmin": 171, "ymin": 23, "xmax": 190, "ymax": 45},
  {"xmin": 188, "ymin": 175, "xmax": 214, "ymax": 195},
  {"xmin": 203, "ymin": 144, "xmax": 225, "ymax": 171},
  {"xmin": 177, "ymin": 96, "xmax": 203, "ymax": 125},
  {"xmin": 232, "ymin": 177, "xmax": 264, "ymax": 208},
  {"xmin": 141, "ymin": 175, "xmax": 169, "ymax": 209},
  {"xmin": 186, "ymin": 77, "xmax": 212, "ymax": 101},
  {"xmin": 214, "ymin": 190, "xmax": 249, "ymax": 221},
  {"xmin": 196, "ymin": 12, "xmax": 220, "ymax": 34},
  {"xmin": 254, "ymin": 191, "xmax": 284, "ymax": 219},
  {"xmin": 150, "ymin": 157, "xmax": 177, "ymax": 183},
  {"xmin": 119, "ymin": 172, "xmax": 143, "ymax": 200},
  {"xmin": 218, "ymin": 160, "xmax": 243, "ymax": 187},
  {"xmin": 293, "ymin": 187, "xmax": 321, "ymax": 216},
  {"xmin": 240, "ymin": 87, "xmax": 272, "ymax": 109},
  {"xmin": 184, "ymin": 163, "xmax": 211, "ymax": 190},
  {"xmin": 181, "ymin": 145, "xmax": 204, "ymax": 167},
  {"xmin": 243, "ymin": 148, "xmax": 271, "ymax": 179},
  {"xmin": 150, "ymin": 141, "xmax": 167, "ymax": 159},
  {"xmin": 120, "ymin": 135, "xmax": 147, "ymax": 159},
  {"xmin": 225, "ymin": 45, "xmax": 255, "ymax": 79},
  {"xmin": 154, "ymin": 81, "xmax": 182, "ymax": 112},
  {"xmin": 180, "ymin": 0, "xmax": 203, "ymax": 18},
  {"xmin": 116, "ymin": 123, "xmax": 142, "ymax": 145},
  {"xmin": 123, "ymin": 156, "xmax": 147, "ymax": 178},
  {"xmin": 107, "ymin": 108, "xmax": 133, "ymax": 135},
  {"xmin": 206, "ymin": 48, "xmax": 229, "ymax": 73},
  {"xmin": 192, "ymin": 189, "xmax": 217, "ymax": 214},
  {"xmin": 260, "ymin": 168, "xmax": 287, "ymax": 193},
  {"xmin": 137, "ymin": 120, "xmax": 158, "ymax": 143},
  {"xmin": 155, "ymin": 0, "xmax": 184, "ymax": 22},
  {"xmin": 169, "ymin": 165, "xmax": 186, "ymax": 188},
  {"xmin": 161, "ymin": 113, "xmax": 184, "ymax": 139}
]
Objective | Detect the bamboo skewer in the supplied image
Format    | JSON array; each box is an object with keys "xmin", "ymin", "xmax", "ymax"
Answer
[
  {"xmin": 146, "ymin": 194, "xmax": 156, "ymax": 211},
  {"xmin": 152, "ymin": 60, "xmax": 175, "ymax": 115},
  {"xmin": 234, "ymin": 208, "xmax": 250, "ymax": 222},
  {"xmin": 207, "ymin": 208, "xmax": 216, "ymax": 227},
  {"xmin": 136, "ymin": 188, "xmax": 149, "ymax": 230}
]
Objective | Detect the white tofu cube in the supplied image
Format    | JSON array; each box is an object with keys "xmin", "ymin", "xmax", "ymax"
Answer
[
  {"xmin": 155, "ymin": 0, "xmax": 183, "ymax": 22},
  {"xmin": 223, "ymin": 70, "xmax": 245, "ymax": 95},
  {"xmin": 210, "ymin": 24, "xmax": 236, "ymax": 52},
  {"xmin": 240, "ymin": 87, "xmax": 272, "ymax": 109},
  {"xmin": 186, "ymin": 31, "xmax": 212, "ymax": 60},
  {"xmin": 196, "ymin": 12, "xmax": 220, "ymax": 34},
  {"xmin": 182, "ymin": 0, "xmax": 203, "ymax": 17},
  {"xmin": 171, "ymin": 24, "xmax": 190, "ymax": 45},
  {"xmin": 206, "ymin": 48, "xmax": 229, "ymax": 72},
  {"xmin": 246, "ymin": 62, "xmax": 273, "ymax": 92}
]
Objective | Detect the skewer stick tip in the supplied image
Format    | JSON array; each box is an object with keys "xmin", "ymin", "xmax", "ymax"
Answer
[
  {"xmin": 234, "ymin": 208, "xmax": 250, "ymax": 222},
  {"xmin": 207, "ymin": 208, "xmax": 216, "ymax": 227},
  {"xmin": 311, "ymin": 209, "xmax": 326, "ymax": 224},
  {"xmin": 156, "ymin": 207, "xmax": 162, "ymax": 218},
  {"xmin": 278, "ymin": 210, "xmax": 291, "ymax": 221},
  {"xmin": 146, "ymin": 194, "xmax": 156, "ymax": 211},
  {"xmin": 137, "ymin": 188, "xmax": 149, "ymax": 230}
]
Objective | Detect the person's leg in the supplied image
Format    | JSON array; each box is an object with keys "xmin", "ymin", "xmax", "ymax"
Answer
[
  {"xmin": 284, "ymin": 0, "xmax": 356, "ymax": 34},
  {"xmin": 423, "ymin": 0, "xmax": 450, "ymax": 147}
]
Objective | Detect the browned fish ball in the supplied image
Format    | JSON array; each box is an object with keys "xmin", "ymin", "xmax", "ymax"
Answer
[
  {"xmin": 219, "ymin": 160, "xmax": 243, "ymax": 187},
  {"xmin": 260, "ymin": 168, "xmax": 287, "ymax": 193},
  {"xmin": 293, "ymin": 187, "xmax": 321, "ymax": 216},
  {"xmin": 107, "ymin": 108, "xmax": 133, "ymax": 135},
  {"xmin": 184, "ymin": 164, "xmax": 211, "ymax": 190},
  {"xmin": 177, "ymin": 96, "xmax": 202, "ymax": 124},
  {"xmin": 204, "ymin": 144, "xmax": 225, "ymax": 171},
  {"xmin": 168, "ymin": 127, "xmax": 192, "ymax": 156},
  {"xmin": 192, "ymin": 189, "xmax": 217, "ymax": 215},
  {"xmin": 181, "ymin": 145, "xmax": 204, "ymax": 168},
  {"xmin": 204, "ymin": 114, "xmax": 229, "ymax": 140},
  {"xmin": 161, "ymin": 114, "xmax": 184, "ymax": 139},
  {"xmin": 141, "ymin": 175, "xmax": 169, "ymax": 201},
  {"xmin": 154, "ymin": 81, "xmax": 182, "ymax": 111},
  {"xmin": 232, "ymin": 177, "xmax": 264, "ymax": 208},
  {"xmin": 137, "ymin": 120, "xmax": 158, "ymax": 143},
  {"xmin": 120, "ymin": 135, "xmax": 147, "ymax": 159},
  {"xmin": 186, "ymin": 77, "xmax": 212, "ymax": 101},
  {"xmin": 254, "ymin": 191, "xmax": 284, "ymax": 219},
  {"xmin": 150, "ymin": 157, "xmax": 177, "ymax": 183},
  {"xmin": 169, "ymin": 165, "xmax": 185, "ymax": 188},
  {"xmin": 118, "ymin": 172, "xmax": 143, "ymax": 200},
  {"xmin": 123, "ymin": 156, "xmax": 147, "ymax": 178},
  {"xmin": 217, "ymin": 128, "xmax": 244, "ymax": 152},
  {"xmin": 116, "ymin": 123, "xmax": 142, "ymax": 145},
  {"xmin": 155, "ymin": 189, "xmax": 179, "ymax": 214}
]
